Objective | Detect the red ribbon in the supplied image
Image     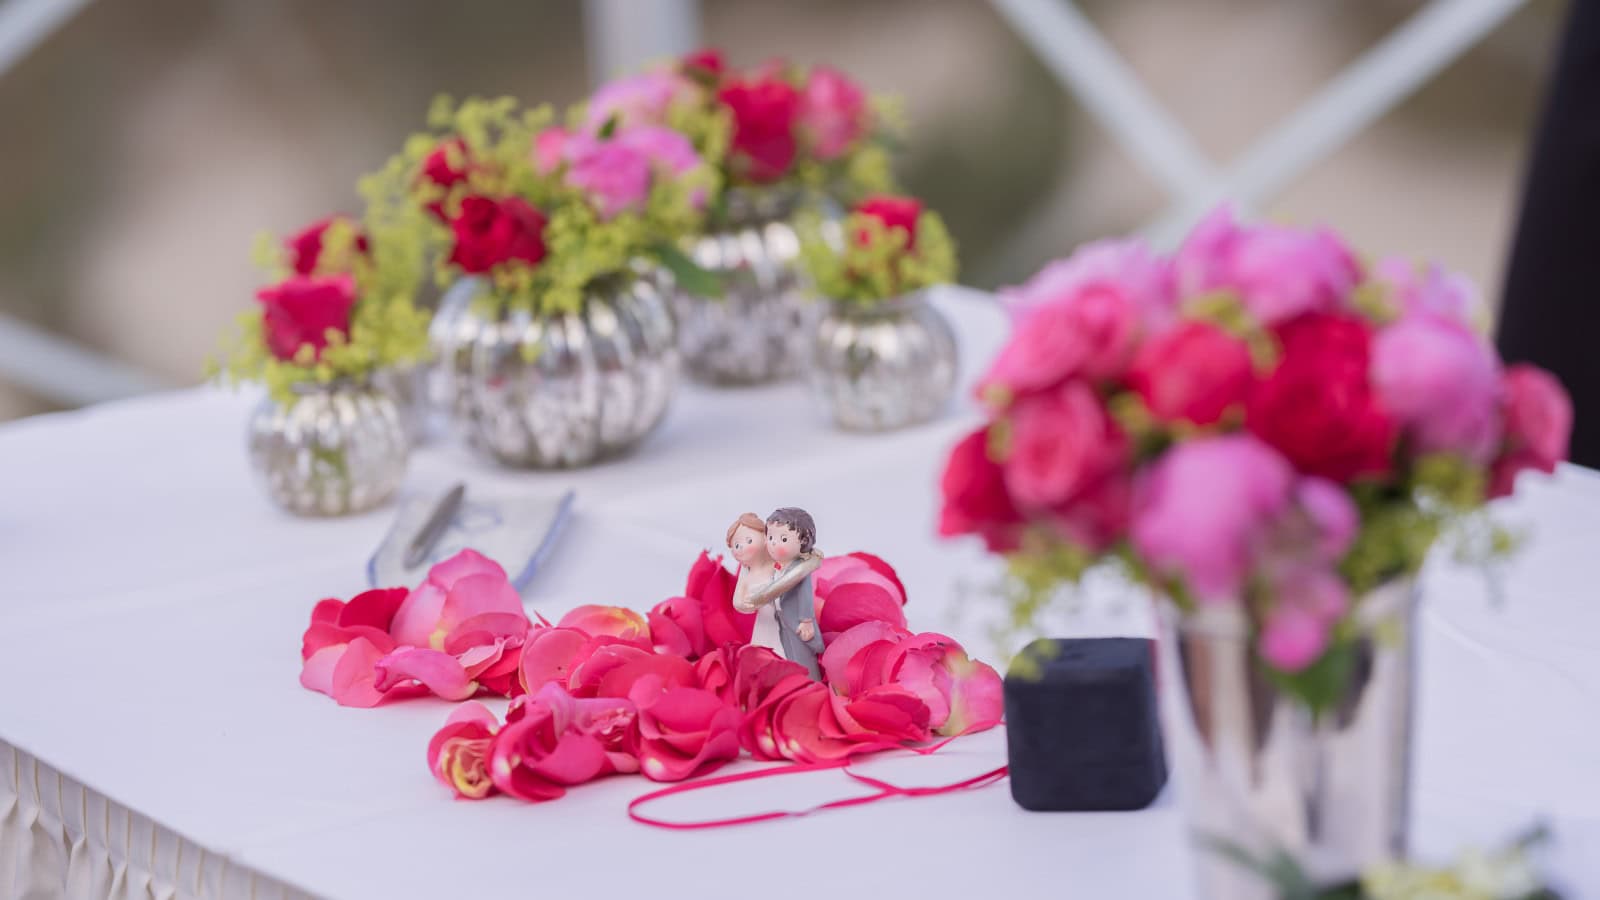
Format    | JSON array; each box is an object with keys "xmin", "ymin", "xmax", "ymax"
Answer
[{"xmin": 627, "ymin": 722, "xmax": 1008, "ymax": 830}]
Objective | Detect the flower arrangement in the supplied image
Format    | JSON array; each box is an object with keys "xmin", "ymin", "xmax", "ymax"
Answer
[
  {"xmin": 576, "ymin": 48, "xmax": 900, "ymax": 221},
  {"xmin": 298, "ymin": 547, "xmax": 1002, "ymax": 799},
  {"xmin": 938, "ymin": 206, "xmax": 1572, "ymax": 710},
  {"xmin": 213, "ymin": 213, "xmax": 430, "ymax": 403},
  {"xmin": 800, "ymin": 194, "xmax": 958, "ymax": 304},
  {"xmin": 361, "ymin": 94, "xmax": 718, "ymax": 314}
]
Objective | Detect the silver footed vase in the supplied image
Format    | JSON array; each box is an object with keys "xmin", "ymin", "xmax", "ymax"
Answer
[
  {"xmin": 672, "ymin": 188, "xmax": 834, "ymax": 385},
  {"xmin": 429, "ymin": 273, "xmax": 678, "ymax": 468},
  {"xmin": 1155, "ymin": 579, "xmax": 1417, "ymax": 899},
  {"xmin": 247, "ymin": 380, "xmax": 409, "ymax": 516},
  {"xmin": 809, "ymin": 290, "xmax": 958, "ymax": 431}
]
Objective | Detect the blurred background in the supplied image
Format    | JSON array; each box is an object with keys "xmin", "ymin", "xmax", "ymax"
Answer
[{"xmin": 0, "ymin": 0, "xmax": 1563, "ymax": 421}]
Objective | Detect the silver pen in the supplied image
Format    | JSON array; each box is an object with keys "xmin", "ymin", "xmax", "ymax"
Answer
[{"xmin": 404, "ymin": 483, "xmax": 466, "ymax": 569}]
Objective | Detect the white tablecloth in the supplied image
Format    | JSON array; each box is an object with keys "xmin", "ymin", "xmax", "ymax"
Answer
[{"xmin": 1, "ymin": 286, "xmax": 1597, "ymax": 899}]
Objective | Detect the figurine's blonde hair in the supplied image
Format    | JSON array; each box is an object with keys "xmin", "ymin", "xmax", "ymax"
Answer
[{"xmin": 725, "ymin": 512, "xmax": 767, "ymax": 547}]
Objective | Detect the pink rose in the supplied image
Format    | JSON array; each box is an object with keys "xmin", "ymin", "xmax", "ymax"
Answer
[
  {"xmin": 628, "ymin": 676, "xmax": 742, "ymax": 781},
  {"xmin": 980, "ymin": 240, "xmax": 1172, "ymax": 398},
  {"xmin": 1002, "ymin": 381, "xmax": 1127, "ymax": 509},
  {"xmin": 813, "ymin": 552, "xmax": 908, "ymax": 641},
  {"xmin": 1373, "ymin": 258, "xmax": 1473, "ymax": 322},
  {"xmin": 938, "ymin": 427, "xmax": 1025, "ymax": 553},
  {"xmin": 1128, "ymin": 321, "xmax": 1256, "ymax": 426},
  {"xmin": 427, "ymin": 702, "xmax": 500, "ymax": 799},
  {"xmin": 586, "ymin": 71, "xmax": 688, "ymax": 132},
  {"xmin": 532, "ymin": 126, "xmax": 571, "ymax": 175},
  {"xmin": 647, "ymin": 594, "xmax": 708, "ymax": 659},
  {"xmin": 686, "ymin": 552, "xmax": 752, "ymax": 649},
  {"xmin": 489, "ymin": 683, "xmax": 638, "ymax": 802},
  {"xmin": 518, "ymin": 626, "xmax": 590, "ymax": 696},
  {"xmin": 817, "ymin": 622, "xmax": 1003, "ymax": 737},
  {"xmin": 1175, "ymin": 205, "xmax": 1360, "ymax": 325},
  {"xmin": 299, "ymin": 588, "xmax": 408, "ymax": 707},
  {"xmin": 1257, "ymin": 567, "xmax": 1349, "ymax": 672},
  {"xmin": 799, "ymin": 66, "xmax": 867, "ymax": 160},
  {"xmin": 694, "ymin": 647, "xmax": 735, "ymax": 706},
  {"xmin": 1372, "ymin": 313, "xmax": 1502, "ymax": 464},
  {"xmin": 566, "ymin": 139, "xmax": 653, "ymax": 219},
  {"xmin": 556, "ymin": 604, "xmax": 651, "ymax": 645},
  {"xmin": 1489, "ymin": 364, "xmax": 1572, "ymax": 498},
  {"xmin": 616, "ymin": 125, "xmax": 702, "ymax": 177},
  {"xmin": 1131, "ymin": 435, "xmax": 1296, "ymax": 602}
]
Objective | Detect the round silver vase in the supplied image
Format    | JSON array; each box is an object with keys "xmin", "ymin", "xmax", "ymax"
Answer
[
  {"xmin": 673, "ymin": 189, "xmax": 832, "ymax": 385},
  {"xmin": 246, "ymin": 381, "xmax": 409, "ymax": 516},
  {"xmin": 1156, "ymin": 580, "xmax": 1417, "ymax": 899},
  {"xmin": 372, "ymin": 365, "xmax": 431, "ymax": 446},
  {"xmin": 430, "ymin": 274, "xmax": 678, "ymax": 468},
  {"xmin": 809, "ymin": 291, "xmax": 958, "ymax": 431}
]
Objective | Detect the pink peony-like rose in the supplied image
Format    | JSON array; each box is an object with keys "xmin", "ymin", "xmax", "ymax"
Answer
[
  {"xmin": 257, "ymin": 274, "xmax": 357, "ymax": 362},
  {"xmin": 1002, "ymin": 381, "xmax": 1128, "ymax": 509},
  {"xmin": 488, "ymin": 683, "xmax": 638, "ymax": 802},
  {"xmin": 1372, "ymin": 313, "xmax": 1502, "ymax": 464},
  {"xmin": 1489, "ymin": 364, "xmax": 1572, "ymax": 498},
  {"xmin": 1131, "ymin": 435, "xmax": 1296, "ymax": 602},
  {"xmin": 426, "ymin": 702, "xmax": 500, "ymax": 799},
  {"xmin": 799, "ymin": 66, "xmax": 867, "ymax": 160},
  {"xmin": 980, "ymin": 240, "xmax": 1172, "ymax": 399},
  {"xmin": 1175, "ymin": 205, "xmax": 1360, "ymax": 326},
  {"xmin": 1127, "ymin": 321, "xmax": 1256, "ymax": 426},
  {"xmin": 586, "ymin": 71, "xmax": 688, "ymax": 132},
  {"xmin": 938, "ymin": 427, "xmax": 1026, "ymax": 553},
  {"xmin": 628, "ymin": 675, "xmax": 742, "ymax": 781},
  {"xmin": 615, "ymin": 125, "xmax": 702, "ymax": 176}
]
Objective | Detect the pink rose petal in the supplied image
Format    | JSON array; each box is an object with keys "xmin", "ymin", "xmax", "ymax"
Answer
[{"xmin": 372, "ymin": 647, "xmax": 478, "ymax": 702}]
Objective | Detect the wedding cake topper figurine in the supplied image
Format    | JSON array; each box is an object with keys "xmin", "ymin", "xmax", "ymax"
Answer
[{"xmin": 729, "ymin": 507, "xmax": 826, "ymax": 680}]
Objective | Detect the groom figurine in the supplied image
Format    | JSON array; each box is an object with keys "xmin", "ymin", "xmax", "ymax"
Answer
[{"xmin": 744, "ymin": 507, "xmax": 826, "ymax": 680}]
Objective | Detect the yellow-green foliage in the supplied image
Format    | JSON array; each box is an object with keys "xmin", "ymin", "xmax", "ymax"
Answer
[{"xmin": 799, "ymin": 209, "xmax": 958, "ymax": 305}]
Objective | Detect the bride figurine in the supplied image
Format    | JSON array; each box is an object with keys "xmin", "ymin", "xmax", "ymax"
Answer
[{"xmin": 728, "ymin": 513, "xmax": 784, "ymax": 654}]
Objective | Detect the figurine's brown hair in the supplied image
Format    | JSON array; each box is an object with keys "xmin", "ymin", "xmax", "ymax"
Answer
[
  {"xmin": 725, "ymin": 512, "xmax": 767, "ymax": 547},
  {"xmin": 766, "ymin": 507, "xmax": 816, "ymax": 554}
]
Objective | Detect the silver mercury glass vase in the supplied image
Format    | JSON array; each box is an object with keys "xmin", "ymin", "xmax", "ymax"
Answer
[
  {"xmin": 372, "ymin": 365, "xmax": 431, "ymax": 446},
  {"xmin": 429, "ymin": 272, "xmax": 678, "ymax": 468},
  {"xmin": 808, "ymin": 290, "xmax": 958, "ymax": 431},
  {"xmin": 672, "ymin": 187, "xmax": 835, "ymax": 385},
  {"xmin": 246, "ymin": 380, "xmax": 409, "ymax": 516},
  {"xmin": 1156, "ymin": 579, "xmax": 1418, "ymax": 899}
]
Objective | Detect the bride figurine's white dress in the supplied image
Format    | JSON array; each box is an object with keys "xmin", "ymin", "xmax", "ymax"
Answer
[{"xmin": 735, "ymin": 566, "xmax": 784, "ymax": 652}]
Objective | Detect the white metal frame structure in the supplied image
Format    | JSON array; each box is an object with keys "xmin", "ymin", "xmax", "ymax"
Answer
[{"xmin": 0, "ymin": 0, "xmax": 1538, "ymax": 409}]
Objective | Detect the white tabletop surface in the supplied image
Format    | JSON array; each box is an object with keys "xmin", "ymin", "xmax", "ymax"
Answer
[{"xmin": 1, "ymin": 286, "xmax": 1597, "ymax": 898}]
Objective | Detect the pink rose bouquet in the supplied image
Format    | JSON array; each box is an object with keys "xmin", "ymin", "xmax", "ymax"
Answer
[{"xmin": 940, "ymin": 206, "xmax": 1572, "ymax": 707}]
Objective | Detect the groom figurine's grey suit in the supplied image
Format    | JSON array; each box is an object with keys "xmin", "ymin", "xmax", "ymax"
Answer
[
  {"xmin": 773, "ymin": 554, "xmax": 825, "ymax": 680},
  {"xmin": 748, "ymin": 552, "xmax": 826, "ymax": 680}
]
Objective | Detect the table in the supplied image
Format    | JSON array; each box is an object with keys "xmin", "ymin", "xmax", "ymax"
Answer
[{"xmin": 1, "ymin": 286, "xmax": 1597, "ymax": 899}]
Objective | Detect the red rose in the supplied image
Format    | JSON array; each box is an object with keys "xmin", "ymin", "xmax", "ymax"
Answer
[
  {"xmin": 419, "ymin": 138, "xmax": 472, "ymax": 220},
  {"xmin": 938, "ymin": 427, "xmax": 1025, "ymax": 553},
  {"xmin": 717, "ymin": 77, "xmax": 801, "ymax": 183},
  {"xmin": 854, "ymin": 195, "xmax": 923, "ymax": 250},
  {"xmin": 447, "ymin": 195, "xmax": 548, "ymax": 275},
  {"xmin": 285, "ymin": 215, "xmax": 369, "ymax": 276},
  {"xmin": 1247, "ymin": 312, "xmax": 1396, "ymax": 482},
  {"xmin": 256, "ymin": 274, "xmax": 358, "ymax": 361},
  {"xmin": 1128, "ymin": 321, "xmax": 1256, "ymax": 426},
  {"xmin": 681, "ymin": 48, "xmax": 725, "ymax": 81}
]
